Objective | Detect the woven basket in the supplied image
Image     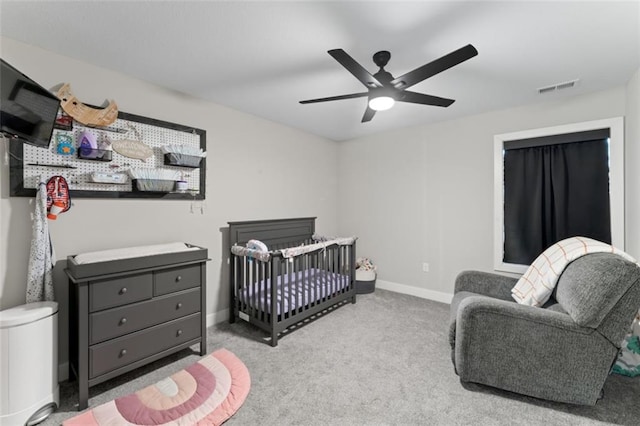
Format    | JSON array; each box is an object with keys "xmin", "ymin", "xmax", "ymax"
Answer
[
  {"xmin": 164, "ymin": 153, "xmax": 202, "ymax": 168},
  {"xmin": 133, "ymin": 179, "xmax": 175, "ymax": 192}
]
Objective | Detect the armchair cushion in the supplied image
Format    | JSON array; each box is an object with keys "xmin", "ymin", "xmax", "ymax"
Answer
[
  {"xmin": 454, "ymin": 271, "xmax": 517, "ymax": 301},
  {"xmin": 450, "ymin": 253, "xmax": 640, "ymax": 405},
  {"xmin": 511, "ymin": 237, "xmax": 635, "ymax": 307},
  {"xmin": 554, "ymin": 254, "xmax": 639, "ymax": 331}
]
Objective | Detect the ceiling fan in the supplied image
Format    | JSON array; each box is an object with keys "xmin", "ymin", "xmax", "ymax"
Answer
[{"xmin": 300, "ymin": 44, "xmax": 478, "ymax": 122}]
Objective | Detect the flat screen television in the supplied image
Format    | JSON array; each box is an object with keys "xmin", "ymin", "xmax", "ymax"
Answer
[{"xmin": 1, "ymin": 59, "xmax": 60, "ymax": 148}]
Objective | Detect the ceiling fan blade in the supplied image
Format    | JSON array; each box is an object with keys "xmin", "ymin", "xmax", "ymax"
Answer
[
  {"xmin": 398, "ymin": 91, "xmax": 455, "ymax": 107},
  {"xmin": 391, "ymin": 44, "xmax": 478, "ymax": 89},
  {"xmin": 361, "ymin": 106, "xmax": 376, "ymax": 122},
  {"xmin": 328, "ymin": 49, "xmax": 383, "ymax": 88},
  {"xmin": 300, "ymin": 92, "xmax": 369, "ymax": 104}
]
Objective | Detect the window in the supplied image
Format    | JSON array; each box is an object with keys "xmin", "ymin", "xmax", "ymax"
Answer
[{"xmin": 494, "ymin": 118, "xmax": 624, "ymax": 273}]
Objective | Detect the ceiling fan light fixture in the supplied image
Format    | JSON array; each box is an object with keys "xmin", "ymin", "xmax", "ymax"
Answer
[{"xmin": 369, "ymin": 96, "xmax": 395, "ymax": 111}]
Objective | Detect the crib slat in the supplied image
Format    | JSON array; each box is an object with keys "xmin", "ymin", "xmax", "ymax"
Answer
[
  {"xmin": 239, "ymin": 258, "xmax": 243, "ymax": 312},
  {"xmin": 231, "ymin": 255, "xmax": 237, "ymax": 321},
  {"xmin": 288, "ymin": 258, "xmax": 294, "ymax": 319},
  {"xmin": 311, "ymin": 251, "xmax": 317, "ymax": 306},
  {"xmin": 280, "ymin": 258, "xmax": 286, "ymax": 320},
  {"xmin": 270, "ymin": 259, "xmax": 277, "ymax": 324},
  {"xmin": 340, "ymin": 246, "xmax": 345, "ymax": 294},
  {"xmin": 249, "ymin": 259, "xmax": 255, "ymax": 320},
  {"xmin": 294, "ymin": 255, "xmax": 299, "ymax": 315},
  {"xmin": 314, "ymin": 251, "xmax": 319, "ymax": 305},
  {"xmin": 331, "ymin": 247, "xmax": 335, "ymax": 298},
  {"xmin": 253, "ymin": 259, "xmax": 260, "ymax": 319},
  {"xmin": 260, "ymin": 259, "xmax": 271, "ymax": 322},
  {"xmin": 299, "ymin": 254, "xmax": 305, "ymax": 313},
  {"xmin": 328, "ymin": 247, "xmax": 334, "ymax": 299},
  {"xmin": 258, "ymin": 260, "xmax": 262, "ymax": 318},
  {"xmin": 258, "ymin": 260, "xmax": 262, "ymax": 320},
  {"xmin": 318, "ymin": 249, "xmax": 324, "ymax": 303},
  {"xmin": 302, "ymin": 253, "xmax": 308, "ymax": 311},
  {"xmin": 332, "ymin": 246, "xmax": 340, "ymax": 297}
]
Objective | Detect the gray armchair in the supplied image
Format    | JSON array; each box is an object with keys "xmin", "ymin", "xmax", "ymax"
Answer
[{"xmin": 449, "ymin": 253, "xmax": 640, "ymax": 405}]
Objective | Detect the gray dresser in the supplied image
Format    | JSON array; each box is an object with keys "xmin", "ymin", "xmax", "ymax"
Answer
[{"xmin": 65, "ymin": 245, "xmax": 208, "ymax": 410}]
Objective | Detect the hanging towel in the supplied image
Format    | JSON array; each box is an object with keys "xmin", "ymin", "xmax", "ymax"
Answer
[{"xmin": 26, "ymin": 180, "xmax": 56, "ymax": 302}]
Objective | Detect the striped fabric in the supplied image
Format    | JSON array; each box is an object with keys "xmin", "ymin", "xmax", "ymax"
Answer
[
  {"xmin": 280, "ymin": 236, "xmax": 356, "ymax": 258},
  {"xmin": 231, "ymin": 236, "xmax": 357, "ymax": 262},
  {"xmin": 511, "ymin": 236, "xmax": 637, "ymax": 307}
]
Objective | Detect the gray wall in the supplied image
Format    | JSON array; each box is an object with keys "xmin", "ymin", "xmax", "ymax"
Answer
[
  {"xmin": 626, "ymin": 68, "xmax": 640, "ymax": 258},
  {"xmin": 0, "ymin": 37, "xmax": 340, "ymax": 369},
  {"xmin": 1, "ymin": 35, "xmax": 638, "ymax": 373},
  {"xmin": 337, "ymin": 84, "xmax": 638, "ymax": 301}
]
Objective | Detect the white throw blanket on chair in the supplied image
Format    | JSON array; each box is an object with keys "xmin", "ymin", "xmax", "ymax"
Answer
[
  {"xmin": 511, "ymin": 236, "xmax": 636, "ymax": 307},
  {"xmin": 26, "ymin": 180, "xmax": 56, "ymax": 302}
]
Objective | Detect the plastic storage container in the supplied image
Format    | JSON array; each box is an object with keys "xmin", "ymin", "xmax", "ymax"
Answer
[{"xmin": 0, "ymin": 302, "xmax": 59, "ymax": 425}]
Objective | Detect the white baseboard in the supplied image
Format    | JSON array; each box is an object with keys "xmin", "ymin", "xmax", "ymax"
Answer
[
  {"xmin": 376, "ymin": 279, "xmax": 453, "ymax": 304},
  {"xmin": 206, "ymin": 283, "xmax": 453, "ymax": 325},
  {"xmin": 207, "ymin": 308, "xmax": 229, "ymax": 327}
]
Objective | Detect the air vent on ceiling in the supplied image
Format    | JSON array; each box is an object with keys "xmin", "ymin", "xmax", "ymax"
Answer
[{"xmin": 537, "ymin": 79, "xmax": 580, "ymax": 94}]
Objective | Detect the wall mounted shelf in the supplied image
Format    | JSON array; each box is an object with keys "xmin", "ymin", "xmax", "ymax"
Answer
[{"xmin": 9, "ymin": 109, "xmax": 206, "ymax": 200}]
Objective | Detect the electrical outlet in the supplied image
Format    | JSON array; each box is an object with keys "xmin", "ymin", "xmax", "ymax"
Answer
[{"xmin": 422, "ymin": 262, "xmax": 429, "ymax": 272}]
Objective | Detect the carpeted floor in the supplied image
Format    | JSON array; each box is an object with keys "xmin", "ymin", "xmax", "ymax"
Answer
[{"xmin": 43, "ymin": 289, "xmax": 639, "ymax": 425}]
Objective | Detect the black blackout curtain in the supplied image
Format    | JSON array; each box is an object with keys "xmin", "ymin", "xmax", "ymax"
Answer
[{"xmin": 503, "ymin": 129, "xmax": 611, "ymax": 265}]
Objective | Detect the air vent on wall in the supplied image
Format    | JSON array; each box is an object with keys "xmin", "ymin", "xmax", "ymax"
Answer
[{"xmin": 537, "ymin": 79, "xmax": 580, "ymax": 94}]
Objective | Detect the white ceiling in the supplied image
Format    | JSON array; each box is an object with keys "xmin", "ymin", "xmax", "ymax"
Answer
[{"xmin": 1, "ymin": 1, "xmax": 638, "ymax": 141}]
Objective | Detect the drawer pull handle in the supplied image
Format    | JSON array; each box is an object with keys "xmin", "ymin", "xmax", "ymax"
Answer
[
  {"xmin": 119, "ymin": 317, "xmax": 127, "ymax": 325},
  {"xmin": 119, "ymin": 287, "xmax": 128, "ymax": 295},
  {"xmin": 119, "ymin": 349, "xmax": 127, "ymax": 357},
  {"xmin": 176, "ymin": 329, "xmax": 183, "ymax": 337},
  {"xmin": 176, "ymin": 302, "xmax": 183, "ymax": 309},
  {"xmin": 175, "ymin": 275, "xmax": 182, "ymax": 282}
]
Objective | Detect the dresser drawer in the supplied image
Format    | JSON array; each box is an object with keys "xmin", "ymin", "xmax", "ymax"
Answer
[
  {"xmin": 154, "ymin": 264, "xmax": 201, "ymax": 296},
  {"xmin": 90, "ymin": 273, "xmax": 153, "ymax": 312},
  {"xmin": 89, "ymin": 288, "xmax": 201, "ymax": 344},
  {"xmin": 90, "ymin": 313, "xmax": 201, "ymax": 378}
]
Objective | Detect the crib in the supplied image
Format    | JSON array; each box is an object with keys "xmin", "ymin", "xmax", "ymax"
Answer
[{"xmin": 228, "ymin": 217, "xmax": 357, "ymax": 346}]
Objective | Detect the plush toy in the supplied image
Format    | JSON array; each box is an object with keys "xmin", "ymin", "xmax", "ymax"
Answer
[{"xmin": 356, "ymin": 257, "xmax": 376, "ymax": 271}]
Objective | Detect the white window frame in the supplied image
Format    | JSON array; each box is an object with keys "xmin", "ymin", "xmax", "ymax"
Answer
[{"xmin": 493, "ymin": 117, "xmax": 624, "ymax": 274}]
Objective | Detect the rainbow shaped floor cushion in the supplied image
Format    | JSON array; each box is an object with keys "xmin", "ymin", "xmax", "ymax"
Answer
[{"xmin": 63, "ymin": 348, "xmax": 250, "ymax": 426}]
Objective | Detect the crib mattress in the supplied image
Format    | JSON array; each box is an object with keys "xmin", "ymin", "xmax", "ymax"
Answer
[{"xmin": 239, "ymin": 268, "xmax": 349, "ymax": 315}]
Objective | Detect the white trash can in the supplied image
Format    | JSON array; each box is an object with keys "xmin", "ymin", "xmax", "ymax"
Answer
[{"xmin": 0, "ymin": 302, "xmax": 59, "ymax": 425}]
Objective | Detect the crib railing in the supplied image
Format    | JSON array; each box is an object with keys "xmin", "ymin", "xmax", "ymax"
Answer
[{"xmin": 230, "ymin": 240, "xmax": 356, "ymax": 345}]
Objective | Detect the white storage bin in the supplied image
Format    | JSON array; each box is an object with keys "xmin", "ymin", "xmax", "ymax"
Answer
[{"xmin": 355, "ymin": 269, "xmax": 376, "ymax": 294}]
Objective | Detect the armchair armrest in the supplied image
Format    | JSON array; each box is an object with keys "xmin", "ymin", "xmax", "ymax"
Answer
[
  {"xmin": 454, "ymin": 270, "xmax": 518, "ymax": 301},
  {"xmin": 457, "ymin": 295, "xmax": 588, "ymax": 335},
  {"xmin": 454, "ymin": 295, "xmax": 617, "ymax": 405}
]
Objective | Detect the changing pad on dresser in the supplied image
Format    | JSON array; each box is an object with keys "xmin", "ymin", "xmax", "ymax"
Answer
[{"xmin": 67, "ymin": 242, "xmax": 208, "ymax": 280}]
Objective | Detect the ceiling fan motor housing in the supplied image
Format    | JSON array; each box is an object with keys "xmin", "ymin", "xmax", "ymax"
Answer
[{"xmin": 373, "ymin": 50, "xmax": 391, "ymax": 68}]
